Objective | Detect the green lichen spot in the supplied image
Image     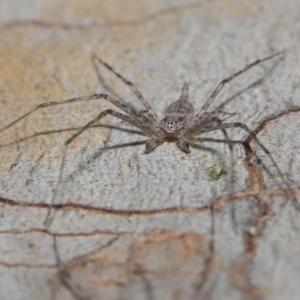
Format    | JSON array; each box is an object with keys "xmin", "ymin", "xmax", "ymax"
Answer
[{"xmin": 206, "ymin": 165, "xmax": 226, "ymax": 181}]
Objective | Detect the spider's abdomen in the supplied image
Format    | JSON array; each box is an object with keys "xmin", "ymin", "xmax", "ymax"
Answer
[{"xmin": 165, "ymin": 99, "xmax": 194, "ymax": 116}]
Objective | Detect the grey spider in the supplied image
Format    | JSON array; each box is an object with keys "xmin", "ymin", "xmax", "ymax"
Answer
[
  {"xmin": 1, "ymin": 50, "xmax": 299, "ymax": 226},
  {"xmin": 0, "ymin": 52, "xmax": 282, "ymax": 156}
]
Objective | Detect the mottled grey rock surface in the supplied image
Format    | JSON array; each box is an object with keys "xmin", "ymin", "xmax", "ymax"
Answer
[{"xmin": 0, "ymin": 1, "xmax": 300, "ymax": 299}]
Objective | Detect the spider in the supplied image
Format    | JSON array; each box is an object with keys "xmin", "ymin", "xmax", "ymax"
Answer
[{"xmin": 0, "ymin": 50, "xmax": 298, "ymax": 226}]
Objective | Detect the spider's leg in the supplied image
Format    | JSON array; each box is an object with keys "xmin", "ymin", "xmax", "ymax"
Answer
[
  {"xmin": 220, "ymin": 128, "xmax": 238, "ymax": 230},
  {"xmin": 0, "ymin": 124, "xmax": 145, "ymax": 149},
  {"xmin": 221, "ymin": 129, "xmax": 234, "ymax": 182},
  {"xmin": 63, "ymin": 139, "xmax": 148, "ymax": 188},
  {"xmin": 192, "ymin": 137, "xmax": 242, "ymax": 145},
  {"xmin": 0, "ymin": 93, "xmax": 141, "ymax": 136},
  {"xmin": 101, "ymin": 139, "xmax": 147, "ymax": 151},
  {"xmin": 191, "ymin": 136, "xmax": 253, "ymax": 166},
  {"xmin": 144, "ymin": 137, "xmax": 163, "ymax": 154},
  {"xmin": 221, "ymin": 122, "xmax": 300, "ymax": 210},
  {"xmin": 44, "ymin": 109, "xmax": 149, "ymax": 227},
  {"xmin": 65, "ymin": 109, "xmax": 148, "ymax": 146},
  {"xmin": 91, "ymin": 54, "xmax": 122, "ymax": 100},
  {"xmin": 199, "ymin": 116, "xmax": 234, "ymax": 186},
  {"xmin": 92, "ymin": 54, "xmax": 158, "ymax": 120},
  {"xmin": 198, "ymin": 51, "xmax": 284, "ymax": 114}
]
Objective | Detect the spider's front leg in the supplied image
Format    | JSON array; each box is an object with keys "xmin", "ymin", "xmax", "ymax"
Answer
[
  {"xmin": 176, "ymin": 139, "xmax": 191, "ymax": 154},
  {"xmin": 144, "ymin": 137, "xmax": 162, "ymax": 154}
]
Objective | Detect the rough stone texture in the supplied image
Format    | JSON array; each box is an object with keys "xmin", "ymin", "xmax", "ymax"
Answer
[{"xmin": 0, "ymin": 1, "xmax": 300, "ymax": 300}]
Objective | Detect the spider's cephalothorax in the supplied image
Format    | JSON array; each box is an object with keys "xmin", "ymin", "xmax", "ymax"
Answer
[
  {"xmin": 145, "ymin": 83, "xmax": 195, "ymax": 154},
  {"xmin": 145, "ymin": 83, "xmax": 222, "ymax": 154}
]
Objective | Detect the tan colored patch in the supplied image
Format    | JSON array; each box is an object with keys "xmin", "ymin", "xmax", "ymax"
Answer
[
  {"xmin": 0, "ymin": 28, "xmax": 110, "ymax": 170},
  {"xmin": 39, "ymin": 0, "xmax": 164, "ymax": 23},
  {"xmin": 0, "ymin": 1, "xmax": 186, "ymax": 171}
]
